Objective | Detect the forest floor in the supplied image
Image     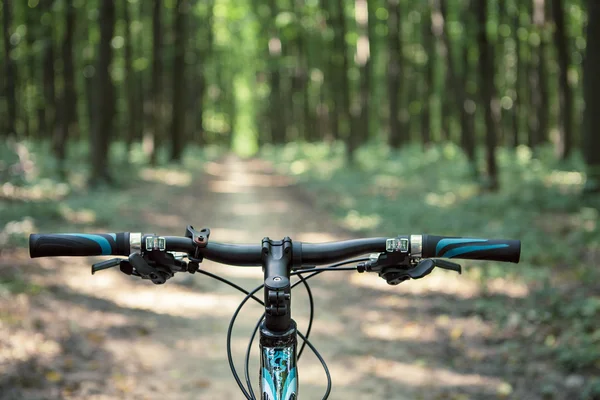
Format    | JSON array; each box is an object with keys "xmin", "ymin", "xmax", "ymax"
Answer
[{"xmin": 0, "ymin": 155, "xmax": 585, "ymax": 399}]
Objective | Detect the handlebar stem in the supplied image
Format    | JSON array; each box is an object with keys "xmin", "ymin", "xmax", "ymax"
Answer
[{"xmin": 262, "ymin": 237, "xmax": 294, "ymax": 333}]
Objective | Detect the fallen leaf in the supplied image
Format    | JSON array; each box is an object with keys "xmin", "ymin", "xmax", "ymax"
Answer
[
  {"xmin": 45, "ymin": 370, "xmax": 62, "ymax": 383},
  {"xmin": 497, "ymin": 382, "xmax": 513, "ymax": 397}
]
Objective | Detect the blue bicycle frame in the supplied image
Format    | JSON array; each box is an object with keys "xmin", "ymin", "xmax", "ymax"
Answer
[
  {"xmin": 258, "ymin": 237, "xmax": 299, "ymax": 399},
  {"xmin": 260, "ymin": 340, "xmax": 298, "ymax": 399}
]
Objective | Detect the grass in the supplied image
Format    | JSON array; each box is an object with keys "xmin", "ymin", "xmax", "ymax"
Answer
[
  {"xmin": 261, "ymin": 141, "xmax": 600, "ymax": 381},
  {"xmin": 2, "ymin": 139, "xmax": 599, "ymax": 390},
  {"xmin": 0, "ymin": 140, "xmax": 225, "ymax": 248},
  {"xmin": 261, "ymin": 141, "xmax": 599, "ymax": 275}
]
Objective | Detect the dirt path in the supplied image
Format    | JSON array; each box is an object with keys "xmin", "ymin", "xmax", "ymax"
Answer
[{"xmin": 0, "ymin": 156, "xmax": 568, "ymax": 399}]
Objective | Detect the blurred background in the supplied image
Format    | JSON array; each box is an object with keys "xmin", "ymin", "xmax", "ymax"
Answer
[{"xmin": 1, "ymin": 0, "xmax": 600, "ymax": 399}]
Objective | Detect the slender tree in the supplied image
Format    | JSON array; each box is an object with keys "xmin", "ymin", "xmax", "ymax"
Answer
[
  {"xmin": 439, "ymin": 0, "xmax": 475, "ymax": 166},
  {"xmin": 124, "ymin": 0, "xmax": 137, "ymax": 151},
  {"xmin": 421, "ymin": 2, "xmax": 433, "ymax": 147},
  {"xmin": 171, "ymin": 0, "xmax": 187, "ymax": 161},
  {"xmin": 89, "ymin": 0, "xmax": 116, "ymax": 185},
  {"xmin": 527, "ymin": 0, "xmax": 550, "ymax": 149},
  {"xmin": 334, "ymin": 0, "xmax": 351, "ymax": 154},
  {"xmin": 55, "ymin": 0, "xmax": 76, "ymax": 177},
  {"xmin": 268, "ymin": 0, "xmax": 285, "ymax": 143},
  {"xmin": 24, "ymin": 2, "xmax": 39, "ymax": 138},
  {"xmin": 477, "ymin": 0, "xmax": 499, "ymax": 190},
  {"xmin": 366, "ymin": 0, "xmax": 378, "ymax": 141},
  {"xmin": 350, "ymin": 0, "xmax": 370, "ymax": 162},
  {"xmin": 194, "ymin": 0, "xmax": 215, "ymax": 145},
  {"xmin": 387, "ymin": 0, "xmax": 403, "ymax": 148},
  {"xmin": 41, "ymin": 0, "xmax": 58, "ymax": 140},
  {"xmin": 582, "ymin": 0, "xmax": 600, "ymax": 194},
  {"xmin": 512, "ymin": 5, "xmax": 524, "ymax": 147},
  {"xmin": 2, "ymin": 0, "xmax": 17, "ymax": 137},
  {"xmin": 149, "ymin": 0, "xmax": 163, "ymax": 164},
  {"xmin": 552, "ymin": 0, "xmax": 574, "ymax": 159}
]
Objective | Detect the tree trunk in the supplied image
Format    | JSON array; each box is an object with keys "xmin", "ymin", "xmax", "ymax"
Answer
[
  {"xmin": 421, "ymin": 3, "xmax": 433, "ymax": 147},
  {"xmin": 170, "ymin": 0, "xmax": 187, "ymax": 161},
  {"xmin": 25, "ymin": 3, "xmax": 38, "ymax": 139},
  {"xmin": 124, "ymin": 0, "xmax": 136, "ymax": 152},
  {"xmin": 195, "ymin": 0, "xmax": 214, "ymax": 145},
  {"xmin": 2, "ymin": 0, "xmax": 17, "ymax": 137},
  {"xmin": 333, "ymin": 0, "xmax": 351, "ymax": 152},
  {"xmin": 149, "ymin": 0, "xmax": 163, "ymax": 165},
  {"xmin": 350, "ymin": 0, "xmax": 370, "ymax": 161},
  {"xmin": 367, "ymin": 0, "xmax": 377, "ymax": 142},
  {"xmin": 41, "ymin": 0, "xmax": 57, "ymax": 141},
  {"xmin": 536, "ymin": 0, "xmax": 549, "ymax": 147},
  {"xmin": 387, "ymin": 0, "xmax": 403, "ymax": 148},
  {"xmin": 512, "ymin": 11, "xmax": 523, "ymax": 147},
  {"xmin": 582, "ymin": 0, "xmax": 600, "ymax": 194},
  {"xmin": 268, "ymin": 0, "xmax": 285, "ymax": 144},
  {"xmin": 477, "ymin": 0, "xmax": 499, "ymax": 191},
  {"xmin": 440, "ymin": 0, "xmax": 476, "ymax": 166},
  {"xmin": 55, "ymin": 0, "xmax": 76, "ymax": 178},
  {"xmin": 552, "ymin": 0, "xmax": 574, "ymax": 159},
  {"xmin": 89, "ymin": 0, "xmax": 116, "ymax": 186},
  {"xmin": 461, "ymin": 41, "xmax": 477, "ymax": 169}
]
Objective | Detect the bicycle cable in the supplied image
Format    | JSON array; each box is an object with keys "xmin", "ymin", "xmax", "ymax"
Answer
[
  {"xmin": 196, "ymin": 258, "xmax": 367, "ymax": 399},
  {"xmin": 243, "ymin": 272, "xmax": 313, "ymax": 399},
  {"xmin": 239, "ymin": 260, "xmax": 365, "ymax": 399},
  {"xmin": 295, "ymin": 273, "xmax": 314, "ymax": 359},
  {"xmin": 289, "ymin": 258, "xmax": 369, "ymax": 290}
]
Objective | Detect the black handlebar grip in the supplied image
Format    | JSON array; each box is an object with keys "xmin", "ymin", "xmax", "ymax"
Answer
[
  {"xmin": 29, "ymin": 233, "xmax": 130, "ymax": 258},
  {"xmin": 421, "ymin": 235, "xmax": 520, "ymax": 263}
]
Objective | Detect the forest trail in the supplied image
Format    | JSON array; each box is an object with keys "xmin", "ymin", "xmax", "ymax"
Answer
[{"xmin": 0, "ymin": 156, "xmax": 563, "ymax": 399}]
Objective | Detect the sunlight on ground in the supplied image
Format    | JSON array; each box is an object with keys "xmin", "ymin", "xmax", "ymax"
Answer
[
  {"xmin": 1, "ymin": 181, "xmax": 70, "ymax": 201},
  {"xmin": 141, "ymin": 211, "xmax": 189, "ymax": 230},
  {"xmin": 208, "ymin": 179, "xmax": 252, "ymax": 193},
  {"xmin": 206, "ymin": 228, "xmax": 256, "ymax": 243},
  {"xmin": 101, "ymin": 288, "xmax": 247, "ymax": 318},
  {"xmin": 349, "ymin": 269, "xmax": 529, "ymax": 299},
  {"xmin": 349, "ymin": 271, "xmax": 481, "ymax": 298},
  {"xmin": 140, "ymin": 168, "xmax": 193, "ymax": 187},
  {"xmin": 107, "ymin": 339, "xmax": 175, "ymax": 370},
  {"xmin": 367, "ymin": 357, "xmax": 505, "ymax": 389},
  {"xmin": 295, "ymin": 232, "xmax": 347, "ymax": 243},
  {"xmin": 59, "ymin": 205, "xmax": 97, "ymax": 224},
  {"xmin": 208, "ymin": 175, "xmax": 292, "ymax": 193},
  {"xmin": 0, "ymin": 326, "xmax": 61, "ymax": 362},
  {"xmin": 343, "ymin": 210, "xmax": 382, "ymax": 231},
  {"xmin": 361, "ymin": 321, "xmax": 438, "ymax": 343},
  {"xmin": 229, "ymin": 200, "xmax": 289, "ymax": 216},
  {"xmin": 545, "ymin": 170, "xmax": 584, "ymax": 187}
]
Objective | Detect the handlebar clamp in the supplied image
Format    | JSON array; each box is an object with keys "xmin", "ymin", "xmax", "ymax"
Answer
[{"xmin": 185, "ymin": 225, "xmax": 210, "ymax": 263}]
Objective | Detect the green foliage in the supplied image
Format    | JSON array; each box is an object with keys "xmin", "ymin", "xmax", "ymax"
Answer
[
  {"xmin": 0, "ymin": 273, "xmax": 43, "ymax": 296},
  {"xmin": 0, "ymin": 140, "xmax": 225, "ymax": 247},
  {"xmin": 262, "ymin": 141, "xmax": 600, "ymax": 374},
  {"xmin": 582, "ymin": 378, "xmax": 600, "ymax": 400},
  {"xmin": 263, "ymin": 141, "xmax": 598, "ymax": 273}
]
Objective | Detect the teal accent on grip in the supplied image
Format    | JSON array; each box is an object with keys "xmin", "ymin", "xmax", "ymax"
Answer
[
  {"xmin": 64, "ymin": 234, "xmax": 112, "ymax": 255},
  {"xmin": 443, "ymin": 244, "xmax": 509, "ymax": 259},
  {"xmin": 436, "ymin": 238, "xmax": 487, "ymax": 256}
]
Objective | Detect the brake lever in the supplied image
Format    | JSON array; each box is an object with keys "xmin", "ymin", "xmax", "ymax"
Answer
[
  {"xmin": 432, "ymin": 259, "xmax": 462, "ymax": 273},
  {"xmin": 380, "ymin": 258, "xmax": 462, "ymax": 285},
  {"xmin": 91, "ymin": 258, "xmax": 122, "ymax": 274}
]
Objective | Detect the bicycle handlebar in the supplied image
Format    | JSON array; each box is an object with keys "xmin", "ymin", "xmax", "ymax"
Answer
[{"xmin": 30, "ymin": 232, "xmax": 520, "ymax": 265}]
